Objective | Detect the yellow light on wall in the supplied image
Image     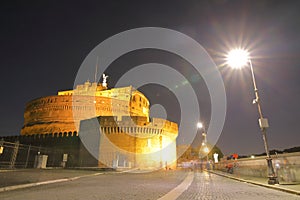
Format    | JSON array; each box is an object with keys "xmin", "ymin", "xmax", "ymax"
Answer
[{"xmin": 203, "ymin": 146, "xmax": 209, "ymax": 153}]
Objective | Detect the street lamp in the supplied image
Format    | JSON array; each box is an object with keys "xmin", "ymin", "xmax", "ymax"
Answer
[
  {"xmin": 197, "ymin": 122, "xmax": 207, "ymax": 144},
  {"xmin": 226, "ymin": 48, "xmax": 279, "ymax": 185},
  {"xmin": 197, "ymin": 122, "xmax": 209, "ymax": 161},
  {"xmin": 197, "ymin": 122, "xmax": 203, "ymax": 129}
]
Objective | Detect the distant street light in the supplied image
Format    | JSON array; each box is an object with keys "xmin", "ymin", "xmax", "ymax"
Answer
[
  {"xmin": 226, "ymin": 48, "xmax": 279, "ymax": 185},
  {"xmin": 197, "ymin": 121, "xmax": 209, "ymax": 161},
  {"xmin": 197, "ymin": 122, "xmax": 203, "ymax": 129}
]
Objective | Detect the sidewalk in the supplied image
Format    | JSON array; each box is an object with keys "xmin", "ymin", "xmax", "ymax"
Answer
[
  {"xmin": 0, "ymin": 167, "xmax": 142, "ymax": 192},
  {"xmin": 0, "ymin": 168, "xmax": 107, "ymax": 192},
  {"xmin": 209, "ymin": 170, "xmax": 300, "ymax": 196}
]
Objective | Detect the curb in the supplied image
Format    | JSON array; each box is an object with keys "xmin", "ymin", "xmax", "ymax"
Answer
[
  {"xmin": 208, "ymin": 170, "xmax": 300, "ymax": 196},
  {"xmin": 0, "ymin": 172, "xmax": 103, "ymax": 193},
  {"xmin": 0, "ymin": 168, "xmax": 138, "ymax": 193}
]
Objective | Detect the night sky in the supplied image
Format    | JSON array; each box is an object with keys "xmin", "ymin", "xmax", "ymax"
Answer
[{"xmin": 0, "ymin": 0, "xmax": 299, "ymax": 155}]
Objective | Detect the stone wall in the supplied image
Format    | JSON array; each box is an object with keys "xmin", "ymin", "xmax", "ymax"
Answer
[
  {"xmin": 21, "ymin": 94, "xmax": 148, "ymax": 135},
  {"xmin": 0, "ymin": 134, "xmax": 84, "ymax": 168},
  {"xmin": 215, "ymin": 152, "xmax": 300, "ymax": 182},
  {"xmin": 79, "ymin": 116, "xmax": 178, "ymax": 169},
  {"xmin": 3, "ymin": 115, "xmax": 178, "ymax": 169}
]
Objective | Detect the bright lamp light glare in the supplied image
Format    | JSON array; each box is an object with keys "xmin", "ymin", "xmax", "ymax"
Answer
[
  {"xmin": 226, "ymin": 49, "xmax": 250, "ymax": 69},
  {"xmin": 197, "ymin": 122, "xmax": 203, "ymax": 129}
]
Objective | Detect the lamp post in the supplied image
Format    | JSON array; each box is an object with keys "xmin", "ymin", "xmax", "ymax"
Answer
[
  {"xmin": 197, "ymin": 122, "xmax": 209, "ymax": 162},
  {"xmin": 226, "ymin": 49, "xmax": 279, "ymax": 185}
]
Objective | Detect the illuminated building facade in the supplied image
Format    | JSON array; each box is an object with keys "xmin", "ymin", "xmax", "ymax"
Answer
[
  {"xmin": 21, "ymin": 81, "xmax": 150, "ymax": 135},
  {"xmin": 20, "ymin": 79, "xmax": 178, "ymax": 169}
]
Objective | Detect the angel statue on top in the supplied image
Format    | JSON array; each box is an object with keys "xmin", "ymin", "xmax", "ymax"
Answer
[{"xmin": 102, "ymin": 74, "xmax": 108, "ymax": 87}]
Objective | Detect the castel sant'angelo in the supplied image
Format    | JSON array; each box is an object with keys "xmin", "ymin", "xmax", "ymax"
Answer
[{"xmin": 20, "ymin": 75, "xmax": 178, "ymax": 169}]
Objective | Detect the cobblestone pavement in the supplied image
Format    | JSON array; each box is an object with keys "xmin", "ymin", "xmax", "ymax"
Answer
[
  {"xmin": 210, "ymin": 170, "xmax": 300, "ymax": 194},
  {"xmin": 0, "ymin": 169, "xmax": 99, "ymax": 188},
  {"xmin": 0, "ymin": 170, "xmax": 188, "ymax": 200},
  {"xmin": 177, "ymin": 171, "xmax": 300, "ymax": 200},
  {"xmin": 0, "ymin": 169, "xmax": 299, "ymax": 200}
]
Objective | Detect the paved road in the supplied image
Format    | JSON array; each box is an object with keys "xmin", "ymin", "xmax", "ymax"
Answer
[
  {"xmin": 177, "ymin": 171, "xmax": 300, "ymax": 200},
  {"xmin": 0, "ymin": 170, "xmax": 299, "ymax": 200}
]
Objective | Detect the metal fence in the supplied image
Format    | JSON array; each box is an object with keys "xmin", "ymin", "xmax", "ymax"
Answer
[{"xmin": 0, "ymin": 140, "xmax": 64, "ymax": 169}]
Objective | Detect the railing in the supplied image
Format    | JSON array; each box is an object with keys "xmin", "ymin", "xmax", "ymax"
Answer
[
  {"xmin": 214, "ymin": 152, "xmax": 300, "ymax": 183},
  {"xmin": 0, "ymin": 140, "xmax": 64, "ymax": 169}
]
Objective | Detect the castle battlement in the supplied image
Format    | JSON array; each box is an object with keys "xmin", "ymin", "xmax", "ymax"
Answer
[
  {"xmin": 79, "ymin": 115, "xmax": 178, "ymax": 169},
  {"xmin": 79, "ymin": 116, "xmax": 178, "ymax": 137}
]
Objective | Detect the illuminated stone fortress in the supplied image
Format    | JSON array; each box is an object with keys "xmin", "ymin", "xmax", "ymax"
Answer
[
  {"xmin": 21, "ymin": 76, "xmax": 178, "ymax": 169},
  {"xmin": 21, "ymin": 78, "xmax": 150, "ymax": 135}
]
